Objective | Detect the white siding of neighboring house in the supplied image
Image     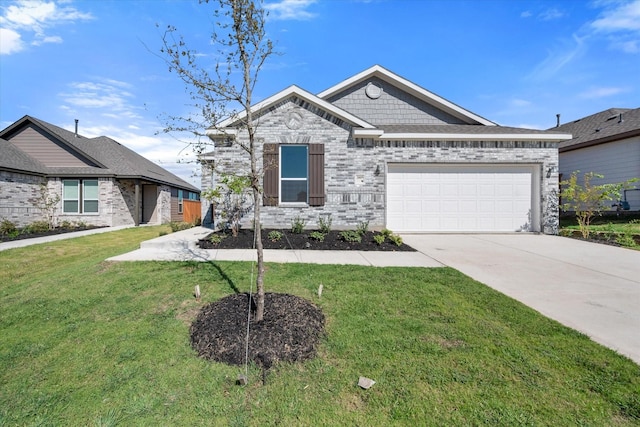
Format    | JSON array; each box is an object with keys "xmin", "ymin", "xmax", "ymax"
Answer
[{"xmin": 560, "ymin": 136, "xmax": 640, "ymax": 210}]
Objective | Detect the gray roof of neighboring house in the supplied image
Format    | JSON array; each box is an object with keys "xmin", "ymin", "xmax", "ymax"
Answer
[
  {"xmin": 0, "ymin": 115, "xmax": 199, "ymax": 192},
  {"xmin": 552, "ymin": 107, "xmax": 640, "ymax": 152}
]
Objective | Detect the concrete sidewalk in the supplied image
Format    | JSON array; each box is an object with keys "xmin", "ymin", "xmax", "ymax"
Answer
[
  {"xmin": 0, "ymin": 225, "xmax": 134, "ymax": 252},
  {"xmin": 105, "ymin": 227, "xmax": 444, "ymax": 267}
]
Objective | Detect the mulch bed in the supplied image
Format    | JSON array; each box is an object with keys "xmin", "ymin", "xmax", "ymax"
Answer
[
  {"xmin": 0, "ymin": 225, "xmax": 107, "ymax": 243},
  {"xmin": 190, "ymin": 293, "xmax": 325, "ymax": 368},
  {"xmin": 198, "ymin": 228, "xmax": 416, "ymax": 251}
]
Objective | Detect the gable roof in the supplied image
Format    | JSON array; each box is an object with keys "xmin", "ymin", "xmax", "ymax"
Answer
[
  {"xmin": 318, "ymin": 65, "xmax": 496, "ymax": 126},
  {"xmin": 206, "ymin": 65, "xmax": 571, "ymax": 143},
  {"xmin": 210, "ymin": 84, "xmax": 376, "ymax": 133},
  {"xmin": 553, "ymin": 107, "xmax": 640, "ymax": 152},
  {"xmin": 0, "ymin": 116, "xmax": 199, "ymax": 192}
]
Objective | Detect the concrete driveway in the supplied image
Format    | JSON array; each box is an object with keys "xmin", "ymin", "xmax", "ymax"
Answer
[{"xmin": 401, "ymin": 234, "xmax": 640, "ymax": 365}]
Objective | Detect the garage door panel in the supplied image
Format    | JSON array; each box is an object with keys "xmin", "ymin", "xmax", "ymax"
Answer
[{"xmin": 387, "ymin": 164, "xmax": 535, "ymax": 232}]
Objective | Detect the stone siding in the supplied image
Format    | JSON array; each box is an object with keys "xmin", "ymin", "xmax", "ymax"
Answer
[
  {"xmin": 0, "ymin": 170, "xmax": 47, "ymax": 227},
  {"xmin": 204, "ymin": 98, "xmax": 560, "ymax": 234}
]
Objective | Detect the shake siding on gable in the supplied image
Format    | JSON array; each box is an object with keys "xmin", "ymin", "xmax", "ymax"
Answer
[
  {"xmin": 7, "ymin": 125, "xmax": 95, "ymax": 167},
  {"xmin": 326, "ymin": 77, "xmax": 467, "ymax": 126}
]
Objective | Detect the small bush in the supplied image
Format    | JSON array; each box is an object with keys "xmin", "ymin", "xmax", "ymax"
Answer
[
  {"xmin": 209, "ymin": 233, "xmax": 227, "ymax": 244},
  {"xmin": 309, "ymin": 231, "xmax": 325, "ymax": 242},
  {"xmin": 0, "ymin": 219, "xmax": 17, "ymax": 235},
  {"xmin": 291, "ymin": 216, "xmax": 306, "ymax": 234},
  {"xmin": 268, "ymin": 230, "xmax": 283, "ymax": 242},
  {"xmin": 318, "ymin": 215, "xmax": 332, "ymax": 234},
  {"xmin": 356, "ymin": 220, "xmax": 369, "ymax": 235},
  {"xmin": 380, "ymin": 228, "xmax": 393, "ymax": 238},
  {"xmin": 22, "ymin": 221, "xmax": 50, "ymax": 234},
  {"xmin": 615, "ymin": 233, "xmax": 637, "ymax": 248},
  {"xmin": 388, "ymin": 233, "xmax": 403, "ymax": 246},
  {"xmin": 373, "ymin": 234, "xmax": 386, "ymax": 245},
  {"xmin": 170, "ymin": 221, "xmax": 193, "ymax": 232},
  {"xmin": 340, "ymin": 230, "xmax": 362, "ymax": 243},
  {"xmin": 59, "ymin": 220, "xmax": 74, "ymax": 230}
]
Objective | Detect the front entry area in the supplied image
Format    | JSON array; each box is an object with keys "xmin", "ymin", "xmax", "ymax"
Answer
[
  {"xmin": 386, "ymin": 164, "xmax": 539, "ymax": 232},
  {"xmin": 142, "ymin": 184, "xmax": 158, "ymax": 224}
]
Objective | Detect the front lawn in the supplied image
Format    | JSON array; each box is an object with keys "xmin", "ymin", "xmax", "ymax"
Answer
[{"xmin": 1, "ymin": 227, "xmax": 638, "ymax": 425}]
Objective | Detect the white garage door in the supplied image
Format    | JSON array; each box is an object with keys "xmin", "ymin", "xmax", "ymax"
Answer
[{"xmin": 387, "ymin": 164, "xmax": 538, "ymax": 232}]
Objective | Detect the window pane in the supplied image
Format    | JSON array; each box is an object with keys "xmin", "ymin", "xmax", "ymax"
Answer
[
  {"xmin": 83, "ymin": 180, "xmax": 98, "ymax": 199},
  {"xmin": 281, "ymin": 146, "xmax": 308, "ymax": 178},
  {"xmin": 281, "ymin": 180, "xmax": 307, "ymax": 203},
  {"xmin": 84, "ymin": 200, "xmax": 99, "ymax": 213},
  {"xmin": 63, "ymin": 180, "xmax": 79, "ymax": 199},
  {"xmin": 64, "ymin": 200, "xmax": 79, "ymax": 213}
]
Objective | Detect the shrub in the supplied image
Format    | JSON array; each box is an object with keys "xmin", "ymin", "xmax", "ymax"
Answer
[
  {"xmin": 356, "ymin": 220, "xmax": 369, "ymax": 235},
  {"xmin": 615, "ymin": 233, "xmax": 637, "ymax": 248},
  {"xmin": 373, "ymin": 234, "xmax": 386, "ymax": 245},
  {"xmin": 380, "ymin": 228, "xmax": 393, "ymax": 238},
  {"xmin": 59, "ymin": 220, "xmax": 74, "ymax": 230},
  {"xmin": 268, "ymin": 230, "xmax": 283, "ymax": 242},
  {"xmin": 388, "ymin": 233, "xmax": 403, "ymax": 246},
  {"xmin": 309, "ymin": 231, "xmax": 325, "ymax": 242},
  {"xmin": 318, "ymin": 215, "xmax": 332, "ymax": 234},
  {"xmin": 291, "ymin": 216, "xmax": 306, "ymax": 234},
  {"xmin": 340, "ymin": 230, "xmax": 362, "ymax": 243},
  {"xmin": 22, "ymin": 221, "xmax": 50, "ymax": 234},
  {"xmin": 209, "ymin": 233, "xmax": 227, "ymax": 244},
  {"xmin": 0, "ymin": 219, "xmax": 17, "ymax": 236},
  {"xmin": 170, "ymin": 221, "xmax": 193, "ymax": 232}
]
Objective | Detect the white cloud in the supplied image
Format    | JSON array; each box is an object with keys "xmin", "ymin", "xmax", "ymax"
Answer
[
  {"xmin": 539, "ymin": 8, "xmax": 565, "ymax": 21},
  {"xmin": 264, "ymin": 0, "xmax": 316, "ymax": 20},
  {"xmin": 60, "ymin": 79, "xmax": 140, "ymax": 118},
  {"xmin": 527, "ymin": 34, "xmax": 587, "ymax": 80},
  {"xmin": 579, "ymin": 86, "xmax": 628, "ymax": 99},
  {"xmin": 0, "ymin": 0, "xmax": 93, "ymax": 54},
  {"xmin": 510, "ymin": 98, "xmax": 532, "ymax": 107},
  {"xmin": 0, "ymin": 27, "xmax": 23, "ymax": 54},
  {"xmin": 589, "ymin": 0, "xmax": 640, "ymax": 53},
  {"xmin": 520, "ymin": 10, "xmax": 532, "ymax": 18},
  {"xmin": 590, "ymin": 0, "xmax": 640, "ymax": 33}
]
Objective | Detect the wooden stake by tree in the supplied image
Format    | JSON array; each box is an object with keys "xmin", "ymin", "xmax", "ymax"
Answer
[{"xmin": 158, "ymin": 0, "xmax": 273, "ymax": 321}]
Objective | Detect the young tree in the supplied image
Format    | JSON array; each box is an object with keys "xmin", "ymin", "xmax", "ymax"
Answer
[
  {"xmin": 561, "ymin": 171, "xmax": 637, "ymax": 239},
  {"xmin": 158, "ymin": 0, "xmax": 273, "ymax": 321}
]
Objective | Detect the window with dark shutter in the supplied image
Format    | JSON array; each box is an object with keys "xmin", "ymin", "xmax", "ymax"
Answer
[
  {"xmin": 262, "ymin": 142, "xmax": 324, "ymax": 207},
  {"xmin": 308, "ymin": 144, "xmax": 325, "ymax": 206},
  {"xmin": 263, "ymin": 143, "xmax": 279, "ymax": 206}
]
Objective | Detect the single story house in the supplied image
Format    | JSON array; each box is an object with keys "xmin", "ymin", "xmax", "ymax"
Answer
[
  {"xmin": 201, "ymin": 65, "xmax": 571, "ymax": 234},
  {"xmin": 0, "ymin": 115, "xmax": 200, "ymax": 228},
  {"xmin": 553, "ymin": 107, "xmax": 640, "ymax": 211}
]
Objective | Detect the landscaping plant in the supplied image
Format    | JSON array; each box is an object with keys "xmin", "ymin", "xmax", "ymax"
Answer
[{"xmin": 561, "ymin": 171, "xmax": 638, "ymax": 239}]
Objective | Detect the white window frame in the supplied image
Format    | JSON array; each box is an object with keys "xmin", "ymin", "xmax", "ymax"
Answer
[
  {"xmin": 279, "ymin": 145, "xmax": 309, "ymax": 205},
  {"xmin": 63, "ymin": 179, "xmax": 80, "ymax": 214},
  {"xmin": 62, "ymin": 179, "xmax": 99, "ymax": 214}
]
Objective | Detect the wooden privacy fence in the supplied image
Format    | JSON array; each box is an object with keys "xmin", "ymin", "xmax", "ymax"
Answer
[{"xmin": 183, "ymin": 200, "xmax": 201, "ymax": 224}]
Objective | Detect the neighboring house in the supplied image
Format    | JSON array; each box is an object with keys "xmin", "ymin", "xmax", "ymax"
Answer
[
  {"xmin": 0, "ymin": 115, "xmax": 200, "ymax": 228},
  {"xmin": 201, "ymin": 65, "xmax": 571, "ymax": 234},
  {"xmin": 553, "ymin": 107, "xmax": 640, "ymax": 211}
]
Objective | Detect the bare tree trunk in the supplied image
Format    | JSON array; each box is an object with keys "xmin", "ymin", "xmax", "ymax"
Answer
[{"xmin": 253, "ymin": 184, "xmax": 265, "ymax": 321}]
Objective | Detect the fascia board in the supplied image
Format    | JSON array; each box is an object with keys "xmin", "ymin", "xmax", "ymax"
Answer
[
  {"xmin": 353, "ymin": 130, "xmax": 573, "ymax": 141},
  {"xmin": 211, "ymin": 85, "xmax": 376, "ymax": 131},
  {"xmin": 318, "ymin": 65, "xmax": 496, "ymax": 126}
]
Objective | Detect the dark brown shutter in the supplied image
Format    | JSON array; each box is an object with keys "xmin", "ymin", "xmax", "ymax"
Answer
[
  {"xmin": 308, "ymin": 143, "xmax": 325, "ymax": 206},
  {"xmin": 263, "ymin": 143, "xmax": 279, "ymax": 206}
]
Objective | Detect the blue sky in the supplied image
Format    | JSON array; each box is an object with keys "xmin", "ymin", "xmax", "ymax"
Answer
[{"xmin": 1, "ymin": 0, "xmax": 639, "ymax": 187}]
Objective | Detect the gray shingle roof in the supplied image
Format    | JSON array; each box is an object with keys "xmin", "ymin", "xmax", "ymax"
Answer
[
  {"xmin": 552, "ymin": 107, "xmax": 640, "ymax": 151},
  {"xmin": 0, "ymin": 116, "xmax": 199, "ymax": 192}
]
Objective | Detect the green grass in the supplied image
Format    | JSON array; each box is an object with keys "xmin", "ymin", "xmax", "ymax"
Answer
[
  {"xmin": 560, "ymin": 216, "xmax": 640, "ymax": 249},
  {"xmin": 1, "ymin": 226, "xmax": 639, "ymax": 426}
]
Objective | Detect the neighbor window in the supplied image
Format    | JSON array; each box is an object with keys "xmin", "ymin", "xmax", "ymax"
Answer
[
  {"xmin": 280, "ymin": 145, "xmax": 308, "ymax": 203},
  {"xmin": 178, "ymin": 189, "xmax": 184, "ymax": 213},
  {"xmin": 63, "ymin": 179, "xmax": 99, "ymax": 214}
]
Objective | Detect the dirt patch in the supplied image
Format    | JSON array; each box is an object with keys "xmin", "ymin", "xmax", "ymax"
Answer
[
  {"xmin": 190, "ymin": 293, "xmax": 325, "ymax": 368},
  {"xmin": 198, "ymin": 228, "xmax": 416, "ymax": 252}
]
